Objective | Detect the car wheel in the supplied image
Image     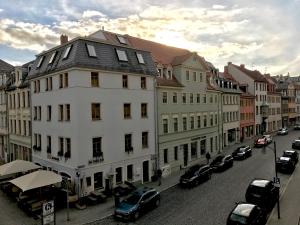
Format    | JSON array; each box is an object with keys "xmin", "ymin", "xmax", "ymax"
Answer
[
  {"xmin": 133, "ymin": 211, "xmax": 140, "ymax": 221},
  {"xmin": 155, "ymin": 199, "xmax": 160, "ymax": 207}
]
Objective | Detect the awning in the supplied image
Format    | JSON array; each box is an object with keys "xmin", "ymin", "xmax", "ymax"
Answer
[
  {"xmin": 0, "ymin": 160, "xmax": 41, "ymax": 176},
  {"xmin": 10, "ymin": 170, "xmax": 62, "ymax": 192}
]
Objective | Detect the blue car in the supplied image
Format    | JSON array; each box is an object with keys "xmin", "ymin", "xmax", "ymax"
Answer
[{"xmin": 114, "ymin": 186, "xmax": 160, "ymax": 221}]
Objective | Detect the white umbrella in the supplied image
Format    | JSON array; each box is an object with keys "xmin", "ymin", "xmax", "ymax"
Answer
[
  {"xmin": 0, "ymin": 160, "xmax": 41, "ymax": 176},
  {"xmin": 10, "ymin": 170, "xmax": 62, "ymax": 192}
]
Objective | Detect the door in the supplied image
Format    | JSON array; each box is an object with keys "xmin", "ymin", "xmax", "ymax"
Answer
[
  {"xmin": 143, "ymin": 161, "xmax": 149, "ymax": 182},
  {"xmin": 183, "ymin": 144, "xmax": 188, "ymax": 166}
]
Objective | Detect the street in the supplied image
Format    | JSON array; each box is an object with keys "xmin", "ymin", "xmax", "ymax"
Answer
[{"xmin": 94, "ymin": 130, "xmax": 300, "ymax": 225}]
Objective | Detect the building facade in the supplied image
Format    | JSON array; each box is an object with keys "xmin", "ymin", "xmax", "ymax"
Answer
[
  {"xmin": 29, "ymin": 35, "xmax": 157, "ymax": 195},
  {"xmin": 0, "ymin": 59, "xmax": 14, "ymax": 162}
]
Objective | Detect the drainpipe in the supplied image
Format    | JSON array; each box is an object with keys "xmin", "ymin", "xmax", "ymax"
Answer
[
  {"xmin": 154, "ymin": 77, "xmax": 160, "ymax": 172},
  {"xmin": 5, "ymin": 88, "xmax": 10, "ymax": 162}
]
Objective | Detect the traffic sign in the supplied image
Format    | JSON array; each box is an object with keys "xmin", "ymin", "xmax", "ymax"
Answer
[
  {"xmin": 43, "ymin": 200, "xmax": 54, "ymax": 216},
  {"xmin": 273, "ymin": 177, "xmax": 280, "ymax": 184}
]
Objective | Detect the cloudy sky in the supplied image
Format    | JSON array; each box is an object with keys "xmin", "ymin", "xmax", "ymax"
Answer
[{"xmin": 0, "ymin": 0, "xmax": 299, "ymax": 75}]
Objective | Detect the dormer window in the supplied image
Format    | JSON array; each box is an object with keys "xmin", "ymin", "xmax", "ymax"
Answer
[
  {"xmin": 136, "ymin": 53, "xmax": 145, "ymax": 64},
  {"xmin": 63, "ymin": 45, "xmax": 72, "ymax": 59},
  {"xmin": 116, "ymin": 49, "xmax": 128, "ymax": 62},
  {"xmin": 167, "ymin": 70, "xmax": 172, "ymax": 79},
  {"xmin": 86, "ymin": 44, "xmax": 97, "ymax": 57},
  {"xmin": 117, "ymin": 35, "xmax": 127, "ymax": 44},
  {"xmin": 48, "ymin": 51, "xmax": 57, "ymax": 64},
  {"xmin": 36, "ymin": 56, "xmax": 44, "ymax": 68},
  {"xmin": 157, "ymin": 68, "xmax": 162, "ymax": 77}
]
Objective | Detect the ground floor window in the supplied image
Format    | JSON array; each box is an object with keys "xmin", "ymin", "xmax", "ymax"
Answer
[
  {"xmin": 191, "ymin": 142, "xmax": 197, "ymax": 159},
  {"xmin": 200, "ymin": 139, "xmax": 206, "ymax": 155},
  {"xmin": 164, "ymin": 149, "xmax": 168, "ymax": 164},
  {"xmin": 210, "ymin": 137, "xmax": 213, "ymax": 152},
  {"xmin": 174, "ymin": 146, "xmax": 178, "ymax": 160},
  {"xmin": 115, "ymin": 167, "xmax": 122, "ymax": 184},
  {"xmin": 127, "ymin": 164, "xmax": 133, "ymax": 181},
  {"xmin": 86, "ymin": 177, "xmax": 91, "ymax": 187},
  {"xmin": 94, "ymin": 172, "xmax": 103, "ymax": 189}
]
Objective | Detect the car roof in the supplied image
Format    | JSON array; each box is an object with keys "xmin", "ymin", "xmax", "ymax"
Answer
[
  {"xmin": 132, "ymin": 187, "xmax": 155, "ymax": 195},
  {"xmin": 279, "ymin": 157, "xmax": 291, "ymax": 161},
  {"xmin": 233, "ymin": 203, "xmax": 255, "ymax": 217},
  {"xmin": 250, "ymin": 179, "xmax": 270, "ymax": 187},
  {"xmin": 284, "ymin": 150, "xmax": 295, "ymax": 153}
]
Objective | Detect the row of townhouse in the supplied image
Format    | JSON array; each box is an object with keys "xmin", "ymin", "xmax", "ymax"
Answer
[{"xmin": 0, "ymin": 30, "xmax": 291, "ymax": 196}]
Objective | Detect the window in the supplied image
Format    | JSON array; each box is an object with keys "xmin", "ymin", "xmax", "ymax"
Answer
[
  {"xmin": 191, "ymin": 142, "xmax": 197, "ymax": 158},
  {"xmin": 28, "ymin": 121, "xmax": 31, "ymax": 136},
  {"xmin": 163, "ymin": 119, "xmax": 168, "ymax": 133},
  {"xmin": 66, "ymin": 138, "xmax": 71, "ymax": 157},
  {"xmin": 36, "ymin": 56, "xmax": 44, "ymax": 68},
  {"xmin": 92, "ymin": 103, "xmax": 101, "ymax": 120},
  {"xmin": 122, "ymin": 75, "xmax": 128, "ymax": 88},
  {"xmin": 193, "ymin": 72, "xmax": 197, "ymax": 81},
  {"xmin": 86, "ymin": 44, "xmax": 97, "ymax": 57},
  {"xmin": 91, "ymin": 72, "xmax": 99, "ymax": 87},
  {"xmin": 164, "ymin": 149, "xmax": 168, "ymax": 164},
  {"xmin": 190, "ymin": 116, "xmax": 194, "ymax": 129},
  {"xmin": 124, "ymin": 103, "xmax": 131, "ymax": 119},
  {"xmin": 94, "ymin": 172, "xmax": 103, "ymax": 189},
  {"xmin": 197, "ymin": 115, "xmax": 201, "ymax": 128},
  {"xmin": 210, "ymin": 115, "xmax": 213, "ymax": 126},
  {"xmin": 141, "ymin": 103, "xmax": 147, "ymax": 118},
  {"xmin": 115, "ymin": 167, "xmax": 122, "ymax": 184},
  {"xmin": 186, "ymin": 70, "xmax": 190, "ymax": 81},
  {"xmin": 204, "ymin": 115, "xmax": 207, "ymax": 127},
  {"xmin": 64, "ymin": 73, "xmax": 68, "ymax": 87},
  {"xmin": 65, "ymin": 104, "xmax": 70, "ymax": 121},
  {"xmin": 18, "ymin": 120, "xmax": 21, "ymax": 134},
  {"xmin": 215, "ymin": 114, "xmax": 218, "ymax": 125},
  {"xmin": 203, "ymin": 94, "xmax": 206, "ymax": 103},
  {"xmin": 47, "ymin": 105, "xmax": 51, "ymax": 121},
  {"xmin": 23, "ymin": 120, "xmax": 27, "ymax": 136},
  {"xmin": 116, "ymin": 49, "xmax": 128, "ymax": 61},
  {"xmin": 183, "ymin": 117, "xmax": 187, "ymax": 131},
  {"xmin": 142, "ymin": 132, "xmax": 148, "ymax": 148},
  {"xmin": 37, "ymin": 80, "xmax": 40, "ymax": 92},
  {"xmin": 173, "ymin": 92, "xmax": 177, "ymax": 103},
  {"xmin": 182, "ymin": 93, "xmax": 186, "ymax": 103},
  {"xmin": 38, "ymin": 106, "xmax": 41, "ymax": 120},
  {"xmin": 47, "ymin": 136, "xmax": 51, "ymax": 154},
  {"xmin": 127, "ymin": 165, "xmax": 133, "ymax": 181},
  {"xmin": 174, "ymin": 146, "xmax": 178, "ymax": 160},
  {"xmin": 48, "ymin": 51, "xmax": 57, "ymax": 64},
  {"xmin": 199, "ymin": 72, "xmax": 203, "ymax": 82},
  {"xmin": 141, "ymin": 77, "xmax": 146, "ymax": 89},
  {"xmin": 59, "ymin": 74, "xmax": 63, "ymax": 88},
  {"xmin": 59, "ymin": 105, "xmax": 64, "ymax": 121},
  {"xmin": 197, "ymin": 94, "xmax": 200, "ymax": 103},
  {"xmin": 136, "ymin": 53, "xmax": 145, "ymax": 64},
  {"xmin": 117, "ymin": 35, "xmax": 127, "ymax": 44},
  {"xmin": 162, "ymin": 92, "xmax": 168, "ymax": 103},
  {"xmin": 93, "ymin": 137, "xmax": 102, "ymax": 158},
  {"xmin": 86, "ymin": 177, "xmax": 92, "ymax": 187},
  {"xmin": 173, "ymin": 118, "xmax": 178, "ymax": 132},
  {"xmin": 125, "ymin": 134, "xmax": 132, "ymax": 152},
  {"xmin": 63, "ymin": 45, "xmax": 72, "ymax": 59},
  {"xmin": 190, "ymin": 93, "xmax": 193, "ymax": 103},
  {"xmin": 59, "ymin": 137, "xmax": 64, "ymax": 155},
  {"xmin": 45, "ymin": 78, "xmax": 49, "ymax": 91}
]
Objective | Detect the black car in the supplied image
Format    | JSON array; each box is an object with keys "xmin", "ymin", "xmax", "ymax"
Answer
[
  {"xmin": 276, "ymin": 156, "xmax": 296, "ymax": 173},
  {"xmin": 292, "ymin": 139, "xmax": 300, "ymax": 150},
  {"xmin": 294, "ymin": 124, "xmax": 300, "ymax": 130},
  {"xmin": 227, "ymin": 203, "xmax": 267, "ymax": 225},
  {"xmin": 245, "ymin": 179, "xmax": 279, "ymax": 211},
  {"xmin": 114, "ymin": 187, "xmax": 160, "ymax": 221},
  {"xmin": 179, "ymin": 164, "xmax": 212, "ymax": 188},
  {"xmin": 232, "ymin": 146, "xmax": 252, "ymax": 160},
  {"xmin": 210, "ymin": 155, "xmax": 233, "ymax": 172},
  {"xmin": 283, "ymin": 150, "xmax": 299, "ymax": 164}
]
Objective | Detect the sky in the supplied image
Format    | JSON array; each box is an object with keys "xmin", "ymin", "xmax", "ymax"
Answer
[{"xmin": 0, "ymin": 0, "xmax": 299, "ymax": 75}]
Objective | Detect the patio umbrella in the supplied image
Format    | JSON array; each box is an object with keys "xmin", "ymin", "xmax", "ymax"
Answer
[
  {"xmin": 9, "ymin": 170, "xmax": 62, "ymax": 192},
  {"xmin": 0, "ymin": 160, "xmax": 41, "ymax": 177}
]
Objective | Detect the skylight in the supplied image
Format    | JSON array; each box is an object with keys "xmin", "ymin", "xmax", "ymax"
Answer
[
  {"xmin": 117, "ymin": 35, "xmax": 127, "ymax": 44},
  {"xmin": 48, "ymin": 51, "xmax": 57, "ymax": 64},
  {"xmin": 86, "ymin": 44, "xmax": 97, "ymax": 57},
  {"xmin": 116, "ymin": 49, "xmax": 128, "ymax": 62},
  {"xmin": 36, "ymin": 56, "xmax": 45, "ymax": 68},
  {"xmin": 63, "ymin": 45, "xmax": 72, "ymax": 59},
  {"xmin": 136, "ymin": 53, "xmax": 145, "ymax": 64}
]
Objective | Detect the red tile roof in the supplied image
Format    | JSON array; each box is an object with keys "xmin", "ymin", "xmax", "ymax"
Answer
[
  {"xmin": 156, "ymin": 76, "xmax": 184, "ymax": 88},
  {"xmin": 231, "ymin": 64, "xmax": 267, "ymax": 82}
]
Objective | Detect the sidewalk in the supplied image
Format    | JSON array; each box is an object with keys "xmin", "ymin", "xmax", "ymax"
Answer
[{"xmin": 266, "ymin": 164, "xmax": 300, "ymax": 225}]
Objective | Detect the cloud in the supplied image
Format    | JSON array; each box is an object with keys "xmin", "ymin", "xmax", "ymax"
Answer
[
  {"xmin": 212, "ymin": 5, "xmax": 227, "ymax": 10},
  {"xmin": 82, "ymin": 10, "xmax": 106, "ymax": 18},
  {"xmin": 0, "ymin": 9, "xmax": 3, "ymax": 12}
]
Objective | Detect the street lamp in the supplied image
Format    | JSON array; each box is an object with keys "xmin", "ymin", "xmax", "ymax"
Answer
[
  {"xmin": 62, "ymin": 177, "xmax": 70, "ymax": 221},
  {"xmin": 263, "ymin": 141, "xmax": 280, "ymax": 219}
]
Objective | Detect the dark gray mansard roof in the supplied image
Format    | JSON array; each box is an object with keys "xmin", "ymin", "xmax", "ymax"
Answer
[{"xmin": 28, "ymin": 37, "xmax": 158, "ymax": 79}]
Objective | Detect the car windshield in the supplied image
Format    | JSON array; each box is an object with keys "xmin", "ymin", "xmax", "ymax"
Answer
[
  {"xmin": 212, "ymin": 156, "xmax": 224, "ymax": 163},
  {"xmin": 283, "ymin": 152, "xmax": 292, "ymax": 157},
  {"xmin": 249, "ymin": 185, "xmax": 265, "ymax": 195},
  {"xmin": 230, "ymin": 213, "xmax": 248, "ymax": 224},
  {"xmin": 123, "ymin": 193, "xmax": 141, "ymax": 205}
]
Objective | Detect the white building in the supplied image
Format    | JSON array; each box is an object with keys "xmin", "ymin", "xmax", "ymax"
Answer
[
  {"xmin": 0, "ymin": 59, "xmax": 14, "ymax": 162},
  {"xmin": 28, "ymin": 35, "xmax": 157, "ymax": 195},
  {"xmin": 6, "ymin": 64, "xmax": 32, "ymax": 161}
]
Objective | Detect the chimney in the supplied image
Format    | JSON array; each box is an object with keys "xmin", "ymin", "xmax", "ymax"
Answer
[
  {"xmin": 240, "ymin": 64, "xmax": 245, "ymax": 68},
  {"xmin": 60, "ymin": 34, "xmax": 68, "ymax": 45},
  {"xmin": 224, "ymin": 66, "xmax": 228, "ymax": 74},
  {"xmin": 228, "ymin": 62, "xmax": 232, "ymax": 65}
]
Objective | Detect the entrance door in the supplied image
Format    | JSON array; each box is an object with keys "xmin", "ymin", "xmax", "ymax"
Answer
[
  {"xmin": 183, "ymin": 144, "xmax": 188, "ymax": 167},
  {"xmin": 143, "ymin": 161, "xmax": 149, "ymax": 182}
]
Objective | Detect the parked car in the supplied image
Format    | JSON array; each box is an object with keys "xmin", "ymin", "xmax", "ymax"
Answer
[
  {"xmin": 277, "ymin": 128, "xmax": 288, "ymax": 135},
  {"xmin": 282, "ymin": 150, "xmax": 299, "ymax": 164},
  {"xmin": 114, "ymin": 187, "xmax": 160, "ymax": 221},
  {"xmin": 254, "ymin": 137, "xmax": 267, "ymax": 147},
  {"xmin": 210, "ymin": 155, "xmax": 233, "ymax": 172},
  {"xmin": 292, "ymin": 139, "xmax": 300, "ymax": 150},
  {"xmin": 245, "ymin": 179, "xmax": 279, "ymax": 211},
  {"xmin": 227, "ymin": 203, "xmax": 267, "ymax": 225},
  {"xmin": 113, "ymin": 181, "xmax": 137, "ymax": 197},
  {"xmin": 232, "ymin": 146, "xmax": 252, "ymax": 160},
  {"xmin": 179, "ymin": 164, "xmax": 212, "ymax": 188},
  {"xmin": 294, "ymin": 124, "xmax": 300, "ymax": 130},
  {"xmin": 276, "ymin": 156, "xmax": 296, "ymax": 173},
  {"xmin": 262, "ymin": 135, "xmax": 272, "ymax": 144}
]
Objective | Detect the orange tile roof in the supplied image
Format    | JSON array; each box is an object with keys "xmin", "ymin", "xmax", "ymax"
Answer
[{"xmin": 231, "ymin": 64, "xmax": 267, "ymax": 82}]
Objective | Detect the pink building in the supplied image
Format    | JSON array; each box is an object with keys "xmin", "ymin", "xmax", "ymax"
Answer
[{"xmin": 240, "ymin": 85, "xmax": 255, "ymax": 140}]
